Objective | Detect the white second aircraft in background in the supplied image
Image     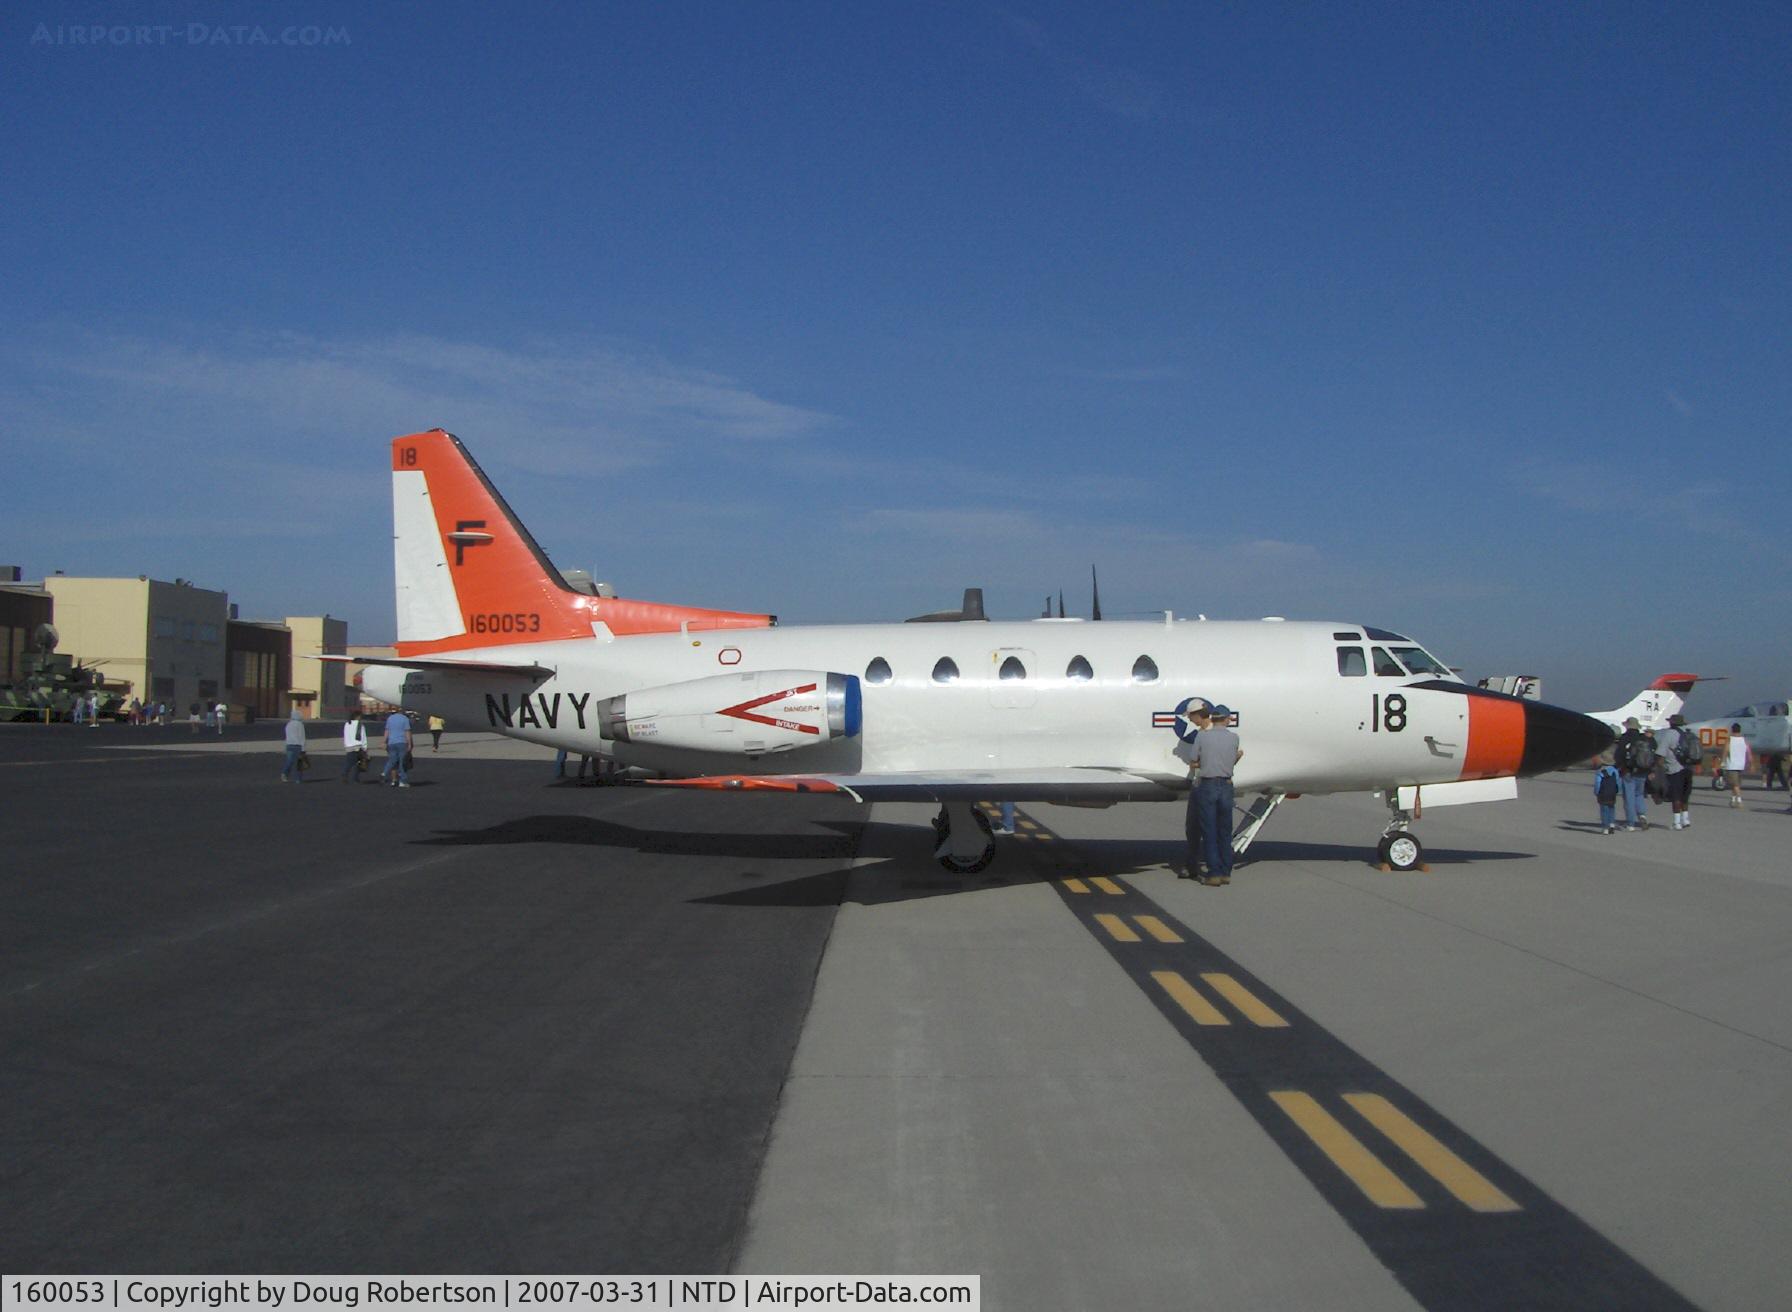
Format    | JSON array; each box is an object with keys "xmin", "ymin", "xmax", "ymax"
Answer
[
  {"xmin": 1587, "ymin": 674, "xmax": 1705, "ymax": 733},
  {"xmin": 345, "ymin": 431, "xmax": 1612, "ymax": 874}
]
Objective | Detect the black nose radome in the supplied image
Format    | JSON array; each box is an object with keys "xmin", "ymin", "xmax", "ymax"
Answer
[{"xmin": 1521, "ymin": 703, "xmax": 1614, "ymax": 775}]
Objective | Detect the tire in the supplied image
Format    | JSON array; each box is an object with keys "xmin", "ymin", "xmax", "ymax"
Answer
[
  {"xmin": 934, "ymin": 806, "xmax": 996, "ymax": 873},
  {"xmin": 938, "ymin": 840, "xmax": 995, "ymax": 875},
  {"xmin": 1378, "ymin": 833, "xmax": 1423, "ymax": 871}
]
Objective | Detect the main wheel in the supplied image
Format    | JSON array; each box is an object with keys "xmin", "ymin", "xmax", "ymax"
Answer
[
  {"xmin": 935, "ymin": 806, "xmax": 996, "ymax": 873},
  {"xmin": 939, "ymin": 842, "xmax": 995, "ymax": 875},
  {"xmin": 1377, "ymin": 832, "xmax": 1424, "ymax": 871}
]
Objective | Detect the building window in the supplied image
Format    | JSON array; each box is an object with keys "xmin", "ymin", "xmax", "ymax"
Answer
[
  {"xmin": 1066, "ymin": 655, "xmax": 1093, "ymax": 682},
  {"xmin": 931, "ymin": 657, "xmax": 959, "ymax": 684},
  {"xmin": 865, "ymin": 657, "xmax": 893, "ymax": 685},
  {"xmin": 154, "ymin": 616, "xmax": 175, "ymax": 638},
  {"xmin": 1131, "ymin": 655, "xmax": 1159, "ymax": 683},
  {"xmin": 199, "ymin": 624, "xmax": 220, "ymax": 644}
]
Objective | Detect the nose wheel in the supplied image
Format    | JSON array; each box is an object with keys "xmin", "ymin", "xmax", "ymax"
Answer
[
  {"xmin": 934, "ymin": 803, "xmax": 996, "ymax": 874},
  {"xmin": 1377, "ymin": 831, "xmax": 1424, "ymax": 871},
  {"xmin": 1377, "ymin": 794, "xmax": 1426, "ymax": 871}
]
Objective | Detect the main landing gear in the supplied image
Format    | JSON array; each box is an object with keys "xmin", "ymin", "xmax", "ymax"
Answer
[
  {"xmin": 1377, "ymin": 795, "xmax": 1425, "ymax": 871},
  {"xmin": 933, "ymin": 802, "xmax": 995, "ymax": 874}
]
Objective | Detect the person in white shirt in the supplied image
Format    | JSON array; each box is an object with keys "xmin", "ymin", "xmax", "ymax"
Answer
[
  {"xmin": 340, "ymin": 713, "xmax": 369, "ymax": 782},
  {"xmin": 214, "ymin": 700, "xmax": 228, "ymax": 734},
  {"xmin": 1724, "ymin": 725, "xmax": 1750, "ymax": 808}
]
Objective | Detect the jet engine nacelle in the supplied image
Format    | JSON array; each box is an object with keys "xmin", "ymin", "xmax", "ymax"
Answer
[{"xmin": 599, "ymin": 669, "xmax": 861, "ymax": 756}]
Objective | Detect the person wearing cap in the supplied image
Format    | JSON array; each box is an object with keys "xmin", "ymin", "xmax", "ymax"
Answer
[
  {"xmin": 1172, "ymin": 702, "xmax": 1211, "ymax": 878},
  {"xmin": 1186, "ymin": 703, "xmax": 1244, "ymax": 885},
  {"xmin": 1613, "ymin": 715, "xmax": 1654, "ymax": 831},
  {"xmin": 1657, "ymin": 712, "xmax": 1695, "ymax": 830}
]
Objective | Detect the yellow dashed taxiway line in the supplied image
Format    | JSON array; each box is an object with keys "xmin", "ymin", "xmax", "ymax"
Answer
[
  {"xmin": 1134, "ymin": 914, "xmax": 1183, "ymax": 943},
  {"xmin": 1151, "ymin": 970, "xmax": 1229, "ymax": 1025},
  {"xmin": 1344, "ymin": 1093, "xmax": 1521, "ymax": 1213},
  {"xmin": 1014, "ymin": 809, "xmax": 1704, "ymax": 1311},
  {"xmin": 1271, "ymin": 1092, "xmax": 1425, "ymax": 1209},
  {"xmin": 1094, "ymin": 913, "xmax": 1141, "ymax": 943},
  {"xmin": 1201, "ymin": 972, "xmax": 1289, "ymax": 1027}
]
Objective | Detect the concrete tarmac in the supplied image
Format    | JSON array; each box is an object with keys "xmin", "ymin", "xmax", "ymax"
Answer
[
  {"xmin": 6, "ymin": 725, "xmax": 1788, "ymax": 1310},
  {"xmin": 740, "ymin": 777, "xmax": 1792, "ymax": 1312}
]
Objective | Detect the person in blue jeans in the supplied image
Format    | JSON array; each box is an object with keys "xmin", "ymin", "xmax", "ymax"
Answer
[
  {"xmin": 280, "ymin": 711, "xmax": 307, "ymax": 782},
  {"xmin": 1613, "ymin": 716, "xmax": 1653, "ymax": 830},
  {"xmin": 1185, "ymin": 704, "xmax": 1244, "ymax": 885},
  {"xmin": 381, "ymin": 709, "xmax": 412, "ymax": 787}
]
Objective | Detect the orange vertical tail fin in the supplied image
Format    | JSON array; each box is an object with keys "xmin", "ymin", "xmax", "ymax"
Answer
[{"xmin": 390, "ymin": 430, "xmax": 773, "ymax": 656}]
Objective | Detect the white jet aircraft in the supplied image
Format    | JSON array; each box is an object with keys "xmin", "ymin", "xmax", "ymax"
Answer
[{"xmin": 348, "ymin": 431, "xmax": 1612, "ymax": 874}]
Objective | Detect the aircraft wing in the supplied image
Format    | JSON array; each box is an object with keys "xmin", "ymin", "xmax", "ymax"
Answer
[
  {"xmin": 318, "ymin": 653, "xmax": 553, "ymax": 678},
  {"xmin": 645, "ymin": 766, "xmax": 1184, "ymax": 804}
]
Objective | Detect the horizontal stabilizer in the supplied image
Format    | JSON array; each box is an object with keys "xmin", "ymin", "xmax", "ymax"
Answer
[{"xmin": 319, "ymin": 653, "xmax": 552, "ymax": 678}]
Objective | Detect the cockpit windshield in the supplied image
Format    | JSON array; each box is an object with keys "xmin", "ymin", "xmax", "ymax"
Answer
[{"xmin": 1390, "ymin": 646, "xmax": 1452, "ymax": 677}]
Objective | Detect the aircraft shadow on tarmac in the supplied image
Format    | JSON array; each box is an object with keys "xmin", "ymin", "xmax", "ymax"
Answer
[
  {"xmin": 413, "ymin": 813, "xmax": 1534, "ymax": 911},
  {"xmin": 410, "ymin": 813, "xmax": 1042, "ymax": 907}
]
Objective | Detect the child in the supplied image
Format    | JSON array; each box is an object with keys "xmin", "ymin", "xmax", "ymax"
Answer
[{"xmin": 1593, "ymin": 760, "xmax": 1620, "ymax": 835}]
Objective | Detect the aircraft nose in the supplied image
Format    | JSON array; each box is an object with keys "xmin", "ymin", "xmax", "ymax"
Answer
[{"xmin": 1520, "ymin": 703, "xmax": 1615, "ymax": 774}]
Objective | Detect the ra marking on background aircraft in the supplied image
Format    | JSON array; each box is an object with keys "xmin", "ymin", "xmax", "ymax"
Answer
[
  {"xmin": 342, "ymin": 431, "xmax": 1613, "ymax": 874},
  {"xmin": 1587, "ymin": 673, "xmax": 1707, "ymax": 733}
]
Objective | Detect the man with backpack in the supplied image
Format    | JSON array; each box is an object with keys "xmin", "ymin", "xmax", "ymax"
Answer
[
  {"xmin": 1614, "ymin": 716, "xmax": 1656, "ymax": 831},
  {"xmin": 1657, "ymin": 713, "xmax": 1701, "ymax": 830}
]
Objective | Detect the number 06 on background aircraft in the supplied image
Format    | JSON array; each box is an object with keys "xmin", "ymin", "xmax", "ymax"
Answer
[{"xmin": 345, "ymin": 431, "xmax": 1613, "ymax": 874}]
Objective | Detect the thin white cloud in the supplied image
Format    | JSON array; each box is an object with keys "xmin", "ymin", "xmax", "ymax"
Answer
[
  {"xmin": 14, "ymin": 328, "xmax": 835, "ymax": 479},
  {"xmin": 999, "ymin": 10, "xmax": 1169, "ymax": 123}
]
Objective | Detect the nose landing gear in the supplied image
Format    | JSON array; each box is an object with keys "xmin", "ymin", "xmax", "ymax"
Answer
[{"xmin": 1377, "ymin": 795, "xmax": 1426, "ymax": 871}]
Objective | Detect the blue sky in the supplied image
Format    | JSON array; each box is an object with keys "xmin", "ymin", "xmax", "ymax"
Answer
[{"xmin": 4, "ymin": 2, "xmax": 1787, "ymax": 711}]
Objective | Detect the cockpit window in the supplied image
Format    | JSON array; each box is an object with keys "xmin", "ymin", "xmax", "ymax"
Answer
[
  {"xmin": 1390, "ymin": 646, "xmax": 1450, "ymax": 676},
  {"xmin": 1371, "ymin": 646, "xmax": 1407, "ymax": 677},
  {"xmin": 1337, "ymin": 647, "xmax": 1367, "ymax": 677}
]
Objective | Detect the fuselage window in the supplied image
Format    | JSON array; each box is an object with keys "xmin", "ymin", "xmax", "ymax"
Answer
[
  {"xmin": 998, "ymin": 656, "xmax": 1026, "ymax": 681},
  {"xmin": 1337, "ymin": 647, "xmax": 1367, "ymax": 677},
  {"xmin": 1066, "ymin": 655, "xmax": 1094, "ymax": 682},
  {"xmin": 1371, "ymin": 646, "xmax": 1407, "ymax": 677},
  {"xmin": 865, "ymin": 657, "xmax": 893, "ymax": 685},
  {"xmin": 1389, "ymin": 646, "xmax": 1449, "ymax": 676},
  {"xmin": 1131, "ymin": 655, "xmax": 1159, "ymax": 683},
  {"xmin": 931, "ymin": 657, "xmax": 960, "ymax": 684}
]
